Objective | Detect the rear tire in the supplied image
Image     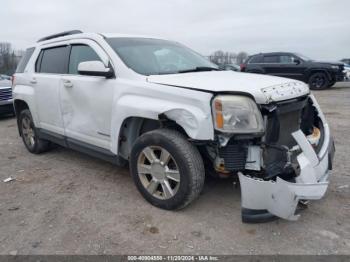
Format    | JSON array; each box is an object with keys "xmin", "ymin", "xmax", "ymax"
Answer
[
  {"xmin": 308, "ymin": 72, "xmax": 329, "ymax": 90},
  {"xmin": 18, "ymin": 109, "xmax": 50, "ymax": 154},
  {"xmin": 130, "ymin": 129, "xmax": 205, "ymax": 210}
]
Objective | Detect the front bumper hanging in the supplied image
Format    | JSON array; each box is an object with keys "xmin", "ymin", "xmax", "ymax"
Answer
[{"xmin": 239, "ymin": 95, "xmax": 335, "ymax": 222}]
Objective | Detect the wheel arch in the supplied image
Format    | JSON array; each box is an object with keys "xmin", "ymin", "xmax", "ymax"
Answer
[
  {"xmin": 13, "ymin": 82, "xmax": 39, "ymax": 129},
  {"xmin": 14, "ymin": 99, "xmax": 30, "ymax": 116},
  {"xmin": 110, "ymin": 91, "xmax": 214, "ymax": 156},
  {"xmin": 306, "ymin": 69, "xmax": 332, "ymax": 81},
  {"xmin": 117, "ymin": 116, "xmax": 191, "ymax": 160}
]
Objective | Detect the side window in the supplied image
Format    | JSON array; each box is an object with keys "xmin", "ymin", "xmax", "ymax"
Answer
[
  {"xmin": 249, "ymin": 55, "xmax": 262, "ymax": 63},
  {"xmin": 38, "ymin": 46, "xmax": 70, "ymax": 74},
  {"xmin": 68, "ymin": 45, "xmax": 102, "ymax": 75},
  {"xmin": 16, "ymin": 47, "xmax": 35, "ymax": 73},
  {"xmin": 280, "ymin": 55, "xmax": 294, "ymax": 64},
  {"xmin": 263, "ymin": 56, "xmax": 279, "ymax": 63}
]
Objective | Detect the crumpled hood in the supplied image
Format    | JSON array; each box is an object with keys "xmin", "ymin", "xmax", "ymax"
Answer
[{"xmin": 147, "ymin": 71, "xmax": 309, "ymax": 104}]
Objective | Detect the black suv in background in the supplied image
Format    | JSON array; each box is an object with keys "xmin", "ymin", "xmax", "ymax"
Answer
[{"xmin": 241, "ymin": 52, "xmax": 345, "ymax": 90}]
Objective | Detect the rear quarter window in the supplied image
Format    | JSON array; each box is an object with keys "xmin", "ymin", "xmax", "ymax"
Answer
[{"xmin": 16, "ymin": 47, "xmax": 35, "ymax": 73}]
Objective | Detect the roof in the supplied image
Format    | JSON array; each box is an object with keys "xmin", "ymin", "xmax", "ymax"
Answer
[
  {"xmin": 37, "ymin": 30, "xmax": 169, "ymax": 46},
  {"xmin": 102, "ymin": 33, "xmax": 168, "ymax": 40},
  {"xmin": 251, "ymin": 52, "xmax": 295, "ymax": 56}
]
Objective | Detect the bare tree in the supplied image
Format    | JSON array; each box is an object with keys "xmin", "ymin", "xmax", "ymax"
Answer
[
  {"xmin": 0, "ymin": 42, "xmax": 11, "ymax": 55},
  {"xmin": 209, "ymin": 50, "xmax": 238, "ymax": 65},
  {"xmin": 0, "ymin": 42, "xmax": 21, "ymax": 75},
  {"xmin": 236, "ymin": 51, "xmax": 249, "ymax": 65}
]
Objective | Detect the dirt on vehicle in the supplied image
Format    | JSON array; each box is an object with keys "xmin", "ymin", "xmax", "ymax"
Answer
[{"xmin": 0, "ymin": 83, "xmax": 349, "ymax": 255}]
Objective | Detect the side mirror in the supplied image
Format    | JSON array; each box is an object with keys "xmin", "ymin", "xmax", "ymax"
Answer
[
  {"xmin": 78, "ymin": 61, "xmax": 114, "ymax": 78},
  {"xmin": 294, "ymin": 59, "xmax": 301, "ymax": 65}
]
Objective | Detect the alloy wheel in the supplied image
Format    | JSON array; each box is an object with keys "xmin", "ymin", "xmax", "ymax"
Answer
[
  {"xmin": 21, "ymin": 116, "xmax": 35, "ymax": 148},
  {"xmin": 137, "ymin": 146, "xmax": 180, "ymax": 200},
  {"xmin": 311, "ymin": 75, "xmax": 326, "ymax": 89}
]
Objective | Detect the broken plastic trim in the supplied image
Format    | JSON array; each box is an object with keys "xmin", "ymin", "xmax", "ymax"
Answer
[
  {"xmin": 239, "ymin": 94, "xmax": 334, "ymax": 222},
  {"xmin": 239, "ymin": 127, "xmax": 333, "ymax": 222}
]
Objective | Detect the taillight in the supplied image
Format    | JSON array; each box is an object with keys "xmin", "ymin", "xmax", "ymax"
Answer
[
  {"xmin": 11, "ymin": 75, "xmax": 15, "ymax": 88},
  {"xmin": 240, "ymin": 64, "xmax": 246, "ymax": 72}
]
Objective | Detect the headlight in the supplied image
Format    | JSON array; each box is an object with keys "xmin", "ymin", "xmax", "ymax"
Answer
[
  {"xmin": 212, "ymin": 95, "xmax": 264, "ymax": 133},
  {"xmin": 331, "ymin": 65, "xmax": 339, "ymax": 70}
]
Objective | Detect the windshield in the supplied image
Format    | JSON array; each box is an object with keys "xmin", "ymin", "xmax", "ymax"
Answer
[{"xmin": 106, "ymin": 37, "xmax": 217, "ymax": 75}]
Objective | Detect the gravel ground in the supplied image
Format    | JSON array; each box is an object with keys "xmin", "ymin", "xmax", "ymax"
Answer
[{"xmin": 0, "ymin": 83, "xmax": 349, "ymax": 255}]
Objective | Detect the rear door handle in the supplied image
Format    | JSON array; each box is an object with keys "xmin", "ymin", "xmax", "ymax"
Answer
[
  {"xmin": 63, "ymin": 79, "xmax": 73, "ymax": 88},
  {"xmin": 30, "ymin": 78, "xmax": 37, "ymax": 84}
]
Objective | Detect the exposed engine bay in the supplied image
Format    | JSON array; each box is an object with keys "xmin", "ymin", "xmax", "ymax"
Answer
[{"xmin": 204, "ymin": 94, "xmax": 335, "ymax": 222}]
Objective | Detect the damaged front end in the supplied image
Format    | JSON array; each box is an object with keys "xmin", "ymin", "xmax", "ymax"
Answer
[{"xmin": 207, "ymin": 94, "xmax": 335, "ymax": 222}]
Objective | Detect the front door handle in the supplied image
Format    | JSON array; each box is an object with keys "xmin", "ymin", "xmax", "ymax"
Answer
[
  {"xmin": 30, "ymin": 78, "xmax": 37, "ymax": 84},
  {"xmin": 63, "ymin": 79, "xmax": 73, "ymax": 88}
]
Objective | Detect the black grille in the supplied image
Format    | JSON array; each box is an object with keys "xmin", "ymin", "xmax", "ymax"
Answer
[
  {"xmin": 219, "ymin": 142, "xmax": 247, "ymax": 171},
  {"xmin": 0, "ymin": 88, "xmax": 12, "ymax": 101}
]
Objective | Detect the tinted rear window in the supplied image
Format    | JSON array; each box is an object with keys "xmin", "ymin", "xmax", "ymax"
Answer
[
  {"xmin": 37, "ymin": 46, "xmax": 70, "ymax": 74},
  {"xmin": 16, "ymin": 47, "xmax": 35, "ymax": 73},
  {"xmin": 248, "ymin": 55, "xmax": 262, "ymax": 63}
]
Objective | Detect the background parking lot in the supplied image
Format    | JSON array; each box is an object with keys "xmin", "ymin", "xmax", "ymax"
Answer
[{"xmin": 0, "ymin": 83, "xmax": 349, "ymax": 255}]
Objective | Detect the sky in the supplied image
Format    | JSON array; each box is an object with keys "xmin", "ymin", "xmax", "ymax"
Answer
[{"xmin": 1, "ymin": 0, "xmax": 349, "ymax": 60}]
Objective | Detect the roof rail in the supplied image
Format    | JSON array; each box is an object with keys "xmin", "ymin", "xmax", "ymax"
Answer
[{"xmin": 37, "ymin": 30, "xmax": 83, "ymax": 42}]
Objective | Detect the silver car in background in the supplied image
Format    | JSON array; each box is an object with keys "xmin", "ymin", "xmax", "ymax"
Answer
[
  {"xmin": 0, "ymin": 76, "xmax": 14, "ymax": 115},
  {"xmin": 343, "ymin": 64, "xmax": 350, "ymax": 81}
]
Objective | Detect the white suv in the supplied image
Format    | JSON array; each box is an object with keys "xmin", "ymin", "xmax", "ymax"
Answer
[{"xmin": 13, "ymin": 30, "xmax": 335, "ymax": 223}]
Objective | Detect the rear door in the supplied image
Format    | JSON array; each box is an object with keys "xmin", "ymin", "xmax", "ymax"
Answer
[
  {"xmin": 33, "ymin": 45, "xmax": 70, "ymax": 134},
  {"xmin": 59, "ymin": 40, "xmax": 115, "ymax": 150},
  {"xmin": 261, "ymin": 55, "xmax": 281, "ymax": 75}
]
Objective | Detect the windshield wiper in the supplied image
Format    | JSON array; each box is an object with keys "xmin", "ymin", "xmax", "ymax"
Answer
[{"xmin": 178, "ymin": 66, "xmax": 219, "ymax": 73}]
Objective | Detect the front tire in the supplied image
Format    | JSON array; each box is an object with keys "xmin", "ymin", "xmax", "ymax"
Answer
[
  {"xmin": 130, "ymin": 129, "xmax": 205, "ymax": 210},
  {"xmin": 18, "ymin": 109, "xmax": 50, "ymax": 154},
  {"xmin": 328, "ymin": 80, "xmax": 336, "ymax": 88},
  {"xmin": 308, "ymin": 72, "xmax": 329, "ymax": 90}
]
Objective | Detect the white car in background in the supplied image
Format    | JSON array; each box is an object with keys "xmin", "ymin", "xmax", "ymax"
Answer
[{"xmin": 12, "ymin": 30, "xmax": 335, "ymax": 223}]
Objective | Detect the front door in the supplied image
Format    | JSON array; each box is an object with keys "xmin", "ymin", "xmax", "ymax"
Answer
[
  {"xmin": 277, "ymin": 55, "xmax": 307, "ymax": 81},
  {"xmin": 59, "ymin": 40, "xmax": 115, "ymax": 150}
]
